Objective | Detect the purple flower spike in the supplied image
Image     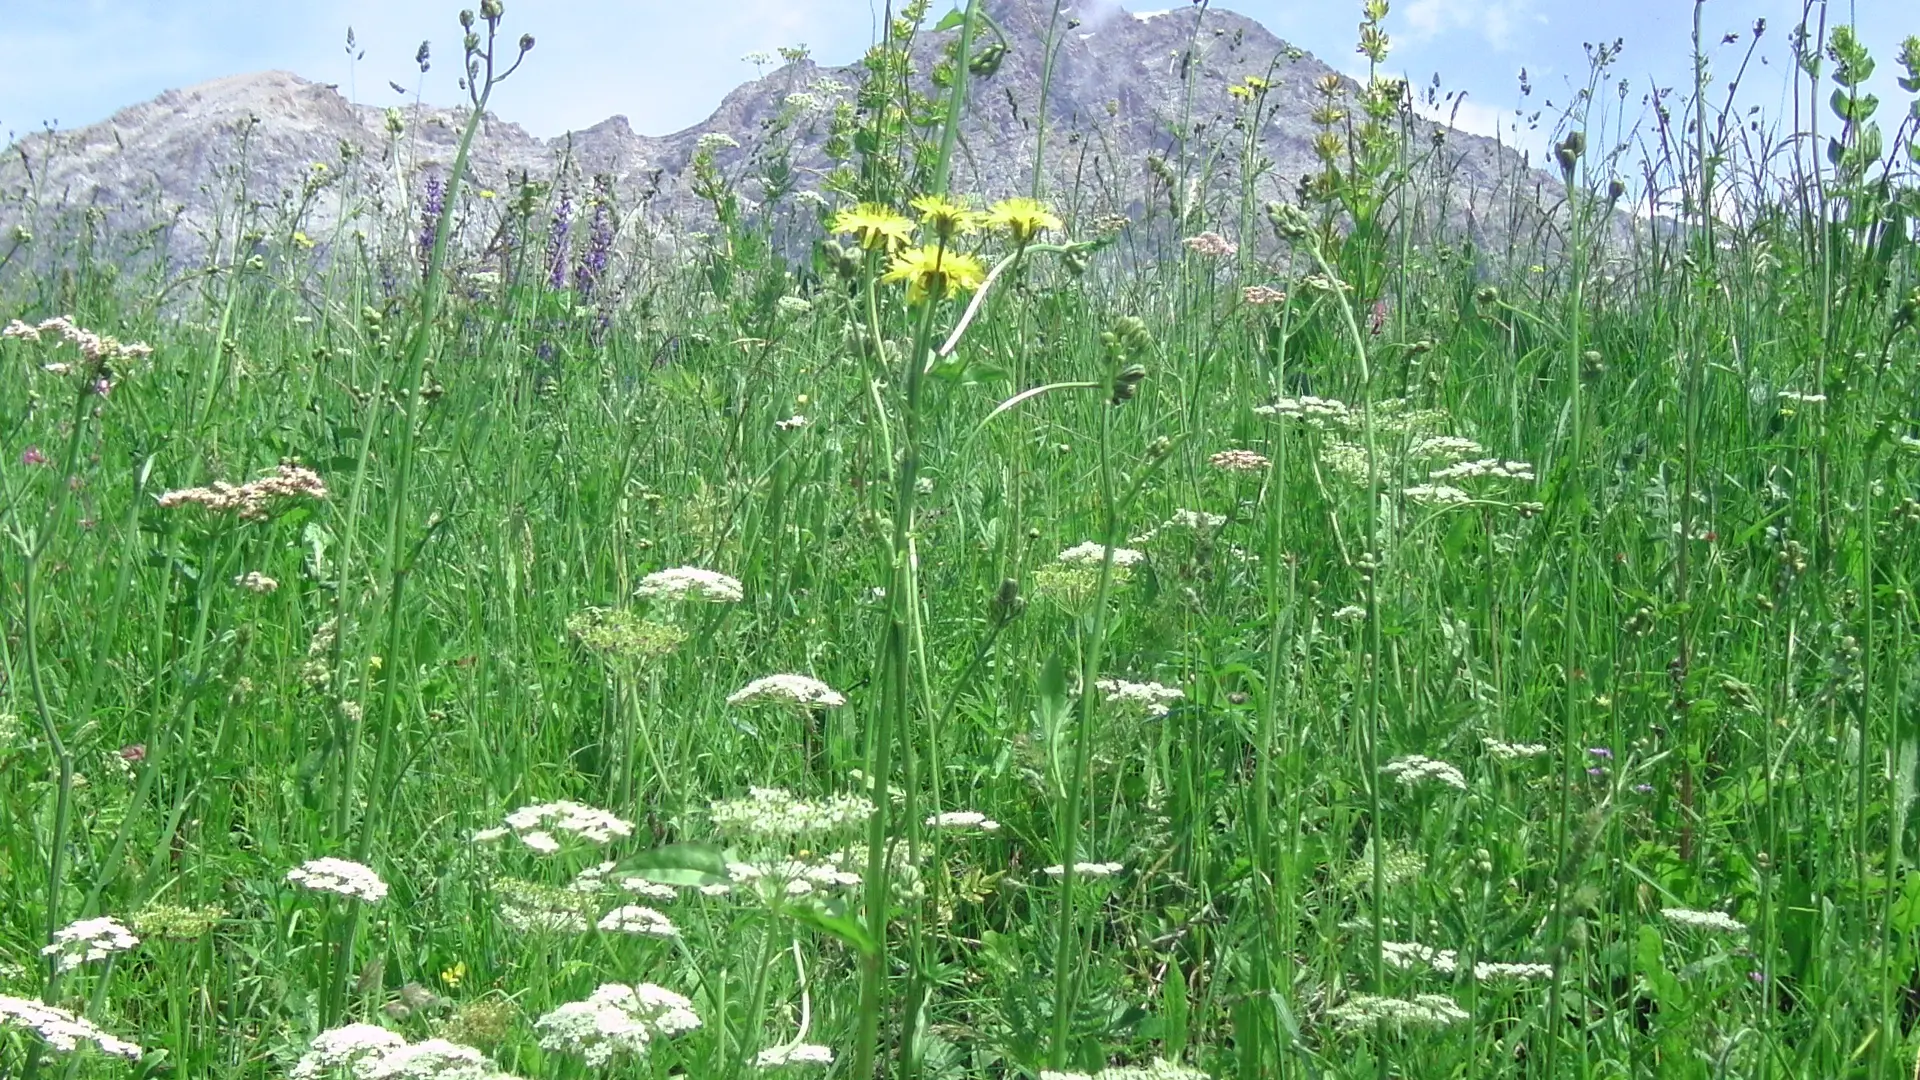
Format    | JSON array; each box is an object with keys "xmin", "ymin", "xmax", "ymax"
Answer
[
  {"xmin": 1587, "ymin": 747, "xmax": 1614, "ymax": 760},
  {"xmin": 546, "ymin": 190, "xmax": 573, "ymax": 290}
]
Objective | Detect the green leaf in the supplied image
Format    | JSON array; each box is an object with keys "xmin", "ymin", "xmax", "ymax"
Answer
[
  {"xmin": 785, "ymin": 899, "xmax": 878, "ymax": 955},
  {"xmin": 1831, "ymin": 88, "xmax": 1880, "ymax": 125},
  {"xmin": 619, "ymin": 842, "xmax": 729, "ymax": 887},
  {"xmin": 933, "ymin": 7, "xmax": 967, "ymax": 31}
]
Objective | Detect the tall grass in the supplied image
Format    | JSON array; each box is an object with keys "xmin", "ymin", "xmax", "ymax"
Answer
[{"xmin": 1, "ymin": 2, "xmax": 1919, "ymax": 1078}]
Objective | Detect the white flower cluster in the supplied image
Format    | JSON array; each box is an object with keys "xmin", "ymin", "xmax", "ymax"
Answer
[
  {"xmin": 493, "ymin": 878, "xmax": 594, "ymax": 934},
  {"xmin": 1382, "ymin": 940, "xmax": 1457, "ymax": 974},
  {"xmin": 726, "ymin": 674, "xmax": 847, "ymax": 709},
  {"xmin": 708, "ymin": 787, "xmax": 873, "ymax": 839},
  {"xmin": 1408, "ymin": 435, "xmax": 1486, "ymax": 461},
  {"xmin": 1474, "ymin": 961, "xmax": 1554, "ymax": 981},
  {"xmin": 535, "ymin": 983, "xmax": 700, "ymax": 1068},
  {"xmin": 1254, "ymin": 394, "xmax": 1352, "ymax": 426},
  {"xmin": 1094, "ymin": 678, "xmax": 1185, "ymax": 719},
  {"xmin": 1041, "ymin": 1061, "xmax": 1209, "ymax": 1080},
  {"xmin": 1482, "ymin": 737, "xmax": 1550, "ymax": 760},
  {"xmin": 1662, "ymin": 907, "xmax": 1746, "ymax": 934},
  {"xmin": 755, "ymin": 1042, "xmax": 834, "ymax": 1067},
  {"xmin": 696, "ymin": 132, "xmax": 741, "ymax": 152},
  {"xmin": 1380, "ymin": 755, "xmax": 1468, "ymax": 791},
  {"xmin": 293, "ymin": 1026, "xmax": 520, "ymax": 1080},
  {"xmin": 1131, "ymin": 508, "xmax": 1226, "ymax": 544},
  {"xmin": 774, "ymin": 413, "xmax": 811, "ymax": 430},
  {"xmin": 473, "ymin": 801, "xmax": 636, "ymax": 851},
  {"xmin": 1043, "ymin": 861, "xmax": 1124, "ymax": 878},
  {"xmin": 41, "ymin": 916, "xmax": 139, "ymax": 972},
  {"xmin": 1429, "ymin": 458, "xmax": 1535, "ymax": 482},
  {"xmin": 1402, "ymin": 484, "xmax": 1473, "ymax": 506},
  {"xmin": 286, "ymin": 858, "xmax": 389, "ymax": 903},
  {"xmin": 727, "ymin": 857, "xmax": 862, "ymax": 899},
  {"xmin": 634, "ymin": 566, "xmax": 743, "ymax": 604},
  {"xmin": 616, "ymin": 875, "xmax": 679, "ymax": 902},
  {"xmin": 1331, "ymin": 604, "xmax": 1367, "ymax": 623},
  {"xmin": 926, "ymin": 810, "xmax": 1001, "ymax": 833},
  {"xmin": 1056, "ymin": 541, "xmax": 1147, "ymax": 567},
  {"xmin": 1325, "ymin": 993, "xmax": 1468, "ymax": 1031},
  {"xmin": 1777, "ymin": 390, "xmax": 1827, "ymax": 404},
  {"xmin": 0, "ymin": 993, "xmax": 142, "ymax": 1059},
  {"xmin": 1209, "ymin": 448, "xmax": 1270, "ymax": 472},
  {"xmin": 597, "ymin": 905, "xmax": 679, "ymax": 937}
]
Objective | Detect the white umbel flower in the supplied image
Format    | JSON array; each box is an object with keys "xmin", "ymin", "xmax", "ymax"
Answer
[
  {"xmin": 635, "ymin": 566, "xmax": 743, "ymax": 603},
  {"xmin": 0, "ymin": 993, "xmax": 142, "ymax": 1059},
  {"xmin": 1057, "ymin": 541, "xmax": 1146, "ymax": 567},
  {"xmin": 477, "ymin": 801, "xmax": 635, "ymax": 850},
  {"xmin": 727, "ymin": 674, "xmax": 847, "ymax": 708},
  {"xmin": 1473, "ymin": 961, "xmax": 1554, "ymax": 981},
  {"xmin": 1382, "ymin": 940, "xmax": 1457, "ymax": 974},
  {"xmin": 1380, "ymin": 754, "xmax": 1468, "ymax": 791},
  {"xmin": 755, "ymin": 1042, "xmax": 834, "ymax": 1067},
  {"xmin": 1402, "ymin": 484, "xmax": 1473, "ymax": 506},
  {"xmin": 292, "ymin": 1024, "xmax": 411, "ymax": 1079},
  {"xmin": 1094, "ymin": 678, "xmax": 1184, "ymax": 719},
  {"xmin": 1662, "ymin": 907, "xmax": 1746, "ymax": 934},
  {"xmin": 1253, "ymin": 394, "xmax": 1353, "ymax": 427},
  {"xmin": 708, "ymin": 787, "xmax": 872, "ymax": 839},
  {"xmin": 535, "ymin": 983, "xmax": 701, "ymax": 1068},
  {"xmin": 1482, "ymin": 737, "xmax": 1550, "ymax": 760},
  {"xmin": 597, "ymin": 905, "xmax": 679, "ymax": 938},
  {"xmin": 1043, "ymin": 861, "xmax": 1124, "ymax": 878},
  {"xmin": 926, "ymin": 810, "xmax": 1001, "ymax": 832},
  {"xmin": 1325, "ymin": 992, "xmax": 1468, "ymax": 1030},
  {"xmin": 362, "ymin": 1037, "xmax": 513, "ymax": 1079},
  {"xmin": 41, "ymin": 917, "xmax": 139, "ymax": 972},
  {"xmin": 286, "ymin": 857, "xmax": 389, "ymax": 903},
  {"xmin": 1429, "ymin": 458, "xmax": 1535, "ymax": 482}
]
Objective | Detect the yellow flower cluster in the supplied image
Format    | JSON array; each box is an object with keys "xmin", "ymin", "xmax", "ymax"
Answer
[{"xmin": 828, "ymin": 194, "xmax": 1064, "ymax": 303}]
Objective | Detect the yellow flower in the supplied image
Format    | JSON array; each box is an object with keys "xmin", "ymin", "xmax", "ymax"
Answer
[
  {"xmin": 985, "ymin": 197, "xmax": 1062, "ymax": 245},
  {"xmin": 830, "ymin": 203, "xmax": 914, "ymax": 252},
  {"xmin": 883, "ymin": 245, "xmax": 987, "ymax": 304},
  {"xmin": 440, "ymin": 961, "xmax": 466, "ymax": 988},
  {"xmin": 910, "ymin": 194, "xmax": 981, "ymax": 241},
  {"xmin": 292, "ymin": 231, "xmax": 316, "ymax": 250},
  {"xmin": 478, "ymin": 189, "xmax": 497, "ymax": 200}
]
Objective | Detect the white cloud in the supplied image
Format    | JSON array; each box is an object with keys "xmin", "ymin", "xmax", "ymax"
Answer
[{"xmin": 1400, "ymin": 0, "xmax": 1542, "ymax": 51}]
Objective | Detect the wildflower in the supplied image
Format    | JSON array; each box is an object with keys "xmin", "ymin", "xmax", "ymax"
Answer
[
  {"xmin": 292, "ymin": 1025, "xmax": 411, "ymax": 1079},
  {"xmin": 926, "ymin": 810, "xmax": 1001, "ymax": 832},
  {"xmin": 566, "ymin": 608, "xmax": 686, "ymax": 660},
  {"xmin": 1056, "ymin": 541, "xmax": 1146, "ymax": 567},
  {"xmin": 40, "ymin": 917, "xmax": 139, "ymax": 972},
  {"xmin": 910, "ymin": 194, "xmax": 982, "ymax": 240},
  {"xmin": 1209, "ymin": 448, "xmax": 1269, "ymax": 472},
  {"xmin": 1587, "ymin": 746, "xmax": 1613, "ymax": 760},
  {"xmin": 21, "ymin": 446, "xmax": 47, "ymax": 465},
  {"xmin": 1428, "ymin": 458, "xmax": 1535, "ymax": 482},
  {"xmin": 1402, "ymin": 484, "xmax": 1473, "ymax": 506},
  {"xmin": 157, "ymin": 463, "xmax": 329, "ymax": 520},
  {"xmin": 634, "ymin": 566, "xmax": 743, "ymax": 604},
  {"xmin": 596, "ymin": 905, "xmax": 679, "ymax": 937},
  {"xmin": 286, "ymin": 857, "xmax": 388, "ymax": 903},
  {"xmin": 1382, "ymin": 940, "xmax": 1457, "ymax": 974},
  {"xmin": 1662, "ymin": 907, "xmax": 1746, "ymax": 934},
  {"xmin": 727, "ymin": 674, "xmax": 847, "ymax": 709},
  {"xmin": 1777, "ymin": 390, "xmax": 1826, "ymax": 404},
  {"xmin": 1482, "ymin": 737, "xmax": 1549, "ymax": 760},
  {"xmin": 235, "ymin": 571, "xmax": 279, "ymax": 593},
  {"xmin": 1408, "ymin": 435, "xmax": 1485, "ymax": 461},
  {"xmin": 1095, "ymin": 1064, "xmax": 1210, "ymax": 1080},
  {"xmin": 480, "ymin": 801, "xmax": 635, "ymax": 850},
  {"xmin": 1254, "ymin": 394, "xmax": 1352, "ymax": 427},
  {"xmin": 709, "ymin": 787, "xmax": 873, "ymax": 839},
  {"xmin": 1182, "ymin": 231, "xmax": 1238, "ymax": 257},
  {"xmin": 618, "ymin": 876, "xmax": 679, "ymax": 901},
  {"xmin": 777, "ymin": 296, "xmax": 812, "ymax": 316},
  {"xmin": 361, "ymin": 1037, "xmax": 518, "ymax": 1079},
  {"xmin": 884, "ymin": 245, "xmax": 987, "ymax": 304},
  {"xmin": 756, "ymin": 1043, "xmax": 834, "ymax": 1067},
  {"xmin": 1332, "ymin": 604, "xmax": 1367, "ymax": 623},
  {"xmin": 1095, "ymin": 678, "xmax": 1184, "ymax": 719},
  {"xmin": 985, "ymin": 196, "xmax": 1062, "ymax": 244},
  {"xmin": 1380, "ymin": 755, "xmax": 1468, "ymax": 791},
  {"xmin": 1474, "ymin": 961, "xmax": 1553, "ymax": 981},
  {"xmin": 697, "ymin": 132, "xmax": 740, "ymax": 153},
  {"xmin": 493, "ymin": 879, "xmax": 593, "ymax": 934},
  {"xmin": 1241, "ymin": 284, "xmax": 1288, "ymax": 305},
  {"xmin": 0, "ymin": 994, "xmax": 142, "ymax": 1059},
  {"xmin": 130, "ymin": 900, "xmax": 222, "ymax": 940},
  {"xmin": 535, "ymin": 983, "xmax": 699, "ymax": 1067},
  {"xmin": 1042, "ymin": 861, "xmax": 1124, "ymax": 878},
  {"xmin": 1325, "ymin": 993, "xmax": 1468, "ymax": 1031},
  {"xmin": 774, "ymin": 414, "xmax": 811, "ymax": 432},
  {"xmin": 830, "ymin": 203, "xmax": 914, "ymax": 252}
]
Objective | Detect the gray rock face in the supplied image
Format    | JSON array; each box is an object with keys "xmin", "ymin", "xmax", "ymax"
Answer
[{"xmin": 0, "ymin": 0, "xmax": 1558, "ymax": 267}]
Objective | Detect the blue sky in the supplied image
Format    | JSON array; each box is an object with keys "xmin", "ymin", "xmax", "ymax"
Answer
[{"xmin": 2, "ymin": 0, "xmax": 1912, "ymax": 162}]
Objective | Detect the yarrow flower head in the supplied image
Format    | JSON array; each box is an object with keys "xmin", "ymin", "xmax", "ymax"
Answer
[
  {"xmin": 292, "ymin": 1025, "xmax": 412, "ymax": 1079},
  {"xmin": 1482, "ymin": 737, "xmax": 1550, "ymax": 761},
  {"xmin": 4, "ymin": 315, "xmax": 153, "ymax": 395},
  {"xmin": 830, "ymin": 203, "xmax": 914, "ymax": 252},
  {"xmin": 1382, "ymin": 940, "xmax": 1457, "ymax": 974},
  {"xmin": 40, "ymin": 917, "xmax": 139, "ymax": 972},
  {"xmin": 755, "ymin": 1043, "xmax": 834, "ymax": 1068},
  {"xmin": 1209, "ymin": 448, "xmax": 1270, "ymax": 473},
  {"xmin": 1325, "ymin": 993, "xmax": 1468, "ymax": 1031},
  {"xmin": 0, "ymin": 994, "xmax": 142, "ymax": 1059},
  {"xmin": 535, "ymin": 983, "xmax": 700, "ymax": 1068},
  {"xmin": 1428, "ymin": 458, "xmax": 1535, "ymax": 483},
  {"xmin": 1043, "ymin": 861, "xmax": 1124, "ymax": 878},
  {"xmin": 635, "ymin": 566, "xmax": 743, "ymax": 604},
  {"xmin": 596, "ymin": 905, "xmax": 679, "ymax": 937},
  {"xmin": 727, "ymin": 674, "xmax": 847, "ymax": 709},
  {"xmin": 1182, "ymin": 231, "xmax": 1238, "ymax": 257},
  {"xmin": 708, "ymin": 787, "xmax": 873, "ymax": 839},
  {"xmin": 361, "ymin": 1037, "xmax": 520, "ymax": 1079},
  {"xmin": 926, "ymin": 810, "xmax": 1001, "ymax": 832},
  {"xmin": 1474, "ymin": 961, "xmax": 1554, "ymax": 981},
  {"xmin": 158, "ymin": 463, "xmax": 329, "ymax": 520},
  {"xmin": 985, "ymin": 196, "xmax": 1062, "ymax": 244},
  {"xmin": 234, "ymin": 571, "xmax": 279, "ymax": 594},
  {"xmin": 1254, "ymin": 394, "xmax": 1353, "ymax": 427},
  {"xmin": 1380, "ymin": 754, "xmax": 1468, "ymax": 791},
  {"xmin": 1662, "ymin": 907, "xmax": 1746, "ymax": 934},
  {"xmin": 1241, "ymin": 284, "xmax": 1288, "ymax": 305},
  {"xmin": 474, "ymin": 801, "xmax": 636, "ymax": 851},
  {"xmin": 286, "ymin": 857, "xmax": 388, "ymax": 903},
  {"xmin": 884, "ymin": 245, "xmax": 987, "ymax": 304},
  {"xmin": 1094, "ymin": 678, "xmax": 1185, "ymax": 719},
  {"xmin": 1056, "ymin": 541, "xmax": 1146, "ymax": 567}
]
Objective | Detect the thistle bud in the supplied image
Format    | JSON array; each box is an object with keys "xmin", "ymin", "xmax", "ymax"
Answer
[
  {"xmin": 480, "ymin": 0, "xmax": 503, "ymax": 20},
  {"xmin": 519, "ymin": 33, "xmax": 535, "ymax": 53},
  {"xmin": 460, "ymin": 9, "xmax": 475, "ymax": 29},
  {"xmin": 1607, "ymin": 177, "xmax": 1626, "ymax": 203},
  {"xmin": 990, "ymin": 578, "xmax": 1025, "ymax": 623}
]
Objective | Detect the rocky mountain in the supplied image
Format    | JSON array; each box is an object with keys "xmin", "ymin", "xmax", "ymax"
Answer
[{"xmin": 0, "ymin": 0, "xmax": 1560, "ymax": 271}]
